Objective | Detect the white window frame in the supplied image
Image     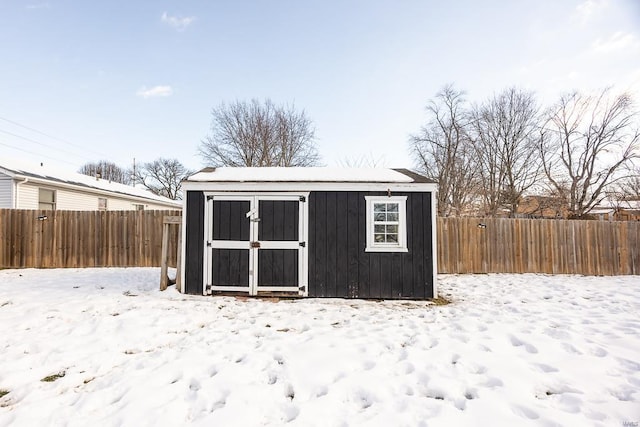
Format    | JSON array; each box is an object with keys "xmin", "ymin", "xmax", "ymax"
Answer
[
  {"xmin": 98, "ymin": 197, "xmax": 108, "ymax": 211},
  {"xmin": 365, "ymin": 195, "xmax": 408, "ymax": 252}
]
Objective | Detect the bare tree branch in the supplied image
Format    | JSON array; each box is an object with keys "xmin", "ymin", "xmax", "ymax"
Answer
[
  {"xmin": 409, "ymin": 85, "xmax": 478, "ymax": 216},
  {"xmin": 199, "ymin": 99, "xmax": 320, "ymax": 167},
  {"xmin": 541, "ymin": 88, "xmax": 639, "ymax": 218},
  {"xmin": 78, "ymin": 160, "xmax": 130, "ymax": 184},
  {"xmin": 134, "ymin": 158, "xmax": 193, "ymax": 200},
  {"xmin": 470, "ymin": 87, "xmax": 542, "ymax": 217}
]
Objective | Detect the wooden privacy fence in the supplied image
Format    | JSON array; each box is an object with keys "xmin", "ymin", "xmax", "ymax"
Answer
[
  {"xmin": 438, "ymin": 217, "xmax": 640, "ymax": 275},
  {"xmin": 1, "ymin": 210, "xmax": 639, "ymax": 275},
  {"xmin": 0, "ymin": 209, "xmax": 181, "ymax": 268}
]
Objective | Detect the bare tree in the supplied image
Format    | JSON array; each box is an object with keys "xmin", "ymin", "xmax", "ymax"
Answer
[
  {"xmin": 134, "ymin": 158, "xmax": 193, "ymax": 200},
  {"xmin": 540, "ymin": 88, "xmax": 639, "ymax": 218},
  {"xmin": 199, "ymin": 99, "xmax": 320, "ymax": 167},
  {"xmin": 616, "ymin": 165, "xmax": 640, "ymax": 200},
  {"xmin": 79, "ymin": 160, "xmax": 130, "ymax": 184},
  {"xmin": 470, "ymin": 88, "xmax": 542, "ymax": 216},
  {"xmin": 338, "ymin": 152, "xmax": 388, "ymax": 168},
  {"xmin": 410, "ymin": 85, "xmax": 477, "ymax": 216}
]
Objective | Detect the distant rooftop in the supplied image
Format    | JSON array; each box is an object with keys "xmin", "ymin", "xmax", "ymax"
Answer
[{"xmin": 0, "ymin": 159, "xmax": 181, "ymax": 207}]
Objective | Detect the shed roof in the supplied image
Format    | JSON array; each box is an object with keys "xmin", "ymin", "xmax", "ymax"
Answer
[
  {"xmin": 186, "ymin": 167, "xmax": 434, "ymax": 184},
  {"xmin": 0, "ymin": 159, "xmax": 181, "ymax": 207}
]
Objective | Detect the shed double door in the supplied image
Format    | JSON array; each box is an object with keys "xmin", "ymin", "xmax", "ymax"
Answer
[{"xmin": 205, "ymin": 194, "xmax": 308, "ymax": 296}]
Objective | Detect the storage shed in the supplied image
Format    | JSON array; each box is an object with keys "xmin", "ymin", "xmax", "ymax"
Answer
[{"xmin": 180, "ymin": 167, "xmax": 437, "ymax": 299}]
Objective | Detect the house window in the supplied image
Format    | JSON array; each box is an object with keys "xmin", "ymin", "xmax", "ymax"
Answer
[
  {"xmin": 98, "ymin": 198, "xmax": 108, "ymax": 211},
  {"xmin": 133, "ymin": 204, "xmax": 145, "ymax": 211},
  {"xmin": 365, "ymin": 196, "xmax": 408, "ymax": 252},
  {"xmin": 38, "ymin": 188, "xmax": 56, "ymax": 210}
]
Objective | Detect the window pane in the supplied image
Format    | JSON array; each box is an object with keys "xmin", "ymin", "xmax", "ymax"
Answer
[
  {"xmin": 387, "ymin": 233, "xmax": 398, "ymax": 243},
  {"xmin": 374, "ymin": 233, "xmax": 385, "ymax": 242},
  {"xmin": 374, "ymin": 203, "xmax": 386, "ymax": 213},
  {"xmin": 386, "ymin": 213, "xmax": 399, "ymax": 222},
  {"xmin": 386, "ymin": 225, "xmax": 398, "ymax": 234},
  {"xmin": 387, "ymin": 203, "xmax": 398, "ymax": 212},
  {"xmin": 374, "ymin": 212, "xmax": 386, "ymax": 221},
  {"xmin": 39, "ymin": 189, "xmax": 54, "ymax": 203},
  {"xmin": 374, "ymin": 225, "xmax": 385, "ymax": 233}
]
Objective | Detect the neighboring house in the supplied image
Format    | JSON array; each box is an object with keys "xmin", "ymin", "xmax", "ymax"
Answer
[
  {"xmin": 517, "ymin": 195, "xmax": 568, "ymax": 219},
  {"xmin": 180, "ymin": 167, "xmax": 438, "ymax": 300},
  {"xmin": 0, "ymin": 160, "xmax": 181, "ymax": 211},
  {"xmin": 590, "ymin": 198, "xmax": 640, "ymax": 221}
]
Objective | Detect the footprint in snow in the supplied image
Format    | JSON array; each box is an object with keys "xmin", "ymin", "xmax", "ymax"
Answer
[
  {"xmin": 362, "ymin": 360, "xmax": 375, "ymax": 370},
  {"xmin": 509, "ymin": 335, "xmax": 538, "ymax": 354},
  {"xmin": 267, "ymin": 372, "xmax": 278, "ymax": 385},
  {"xmin": 561, "ymin": 343, "xmax": 583, "ymax": 355},
  {"xmin": 209, "ymin": 390, "xmax": 229, "ymax": 412},
  {"xmin": 402, "ymin": 385, "xmax": 414, "ymax": 396},
  {"xmin": 189, "ymin": 378, "xmax": 201, "ymax": 391},
  {"xmin": 511, "ymin": 404, "xmax": 540, "ymax": 420},
  {"xmin": 353, "ymin": 389, "xmax": 374, "ymax": 410},
  {"xmin": 401, "ymin": 361, "xmax": 415, "ymax": 374},
  {"xmin": 476, "ymin": 343, "xmax": 492, "ymax": 352},
  {"xmin": 314, "ymin": 385, "xmax": 328, "ymax": 397},
  {"xmin": 533, "ymin": 363, "xmax": 559, "ymax": 373},
  {"xmin": 281, "ymin": 403, "xmax": 300, "ymax": 422},
  {"xmin": 482, "ymin": 376, "xmax": 503, "ymax": 388},
  {"xmin": 208, "ymin": 365, "xmax": 218, "ymax": 377}
]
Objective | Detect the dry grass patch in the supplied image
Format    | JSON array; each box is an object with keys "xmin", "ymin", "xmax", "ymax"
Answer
[{"xmin": 41, "ymin": 371, "xmax": 65, "ymax": 382}]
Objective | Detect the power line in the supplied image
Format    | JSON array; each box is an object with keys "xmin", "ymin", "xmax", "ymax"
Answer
[
  {"xmin": 0, "ymin": 115, "xmax": 112, "ymax": 159},
  {"xmin": 0, "ymin": 140, "xmax": 79, "ymax": 167},
  {"xmin": 0, "ymin": 128, "xmax": 93, "ymax": 162}
]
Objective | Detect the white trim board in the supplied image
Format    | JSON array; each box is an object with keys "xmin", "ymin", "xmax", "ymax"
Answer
[
  {"xmin": 182, "ymin": 182, "xmax": 437, "ymax": 193},
  {"xmin": 202, "ymin": 192, "xmax": 309, "ymax": 297}
]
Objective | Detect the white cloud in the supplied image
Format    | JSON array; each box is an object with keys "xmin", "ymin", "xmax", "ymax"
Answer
[
  {"xmin": 161, "ymin": 12, "xmax": 195, "ymax": 31},
  {"xmin": 592, "ymin": 31, "xmax": 640, "ymax": 53},
  {"xmin": 26, "ymin": 3, "xmax": 50, "ymax": 9},
  {"xmin": 136, "ymin": 85, "xmax": 173, "ymax": 99},
  {"xmin": 575, "ymin": 0, "xmax": 609, "ymax": 25}
]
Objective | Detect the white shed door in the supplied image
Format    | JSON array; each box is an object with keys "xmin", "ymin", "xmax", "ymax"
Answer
[{"xmin": 204, "ymin": 194, "xmax": 308, "ymax": 296}]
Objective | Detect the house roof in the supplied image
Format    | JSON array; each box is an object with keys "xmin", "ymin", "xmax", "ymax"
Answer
[
  {"xmin": 0, "ymin": 159, "xmax": 181, "ymax": 207},
  {"xmin": 186, "ymin": 167, "xmax": 435, "ymax": 184}
]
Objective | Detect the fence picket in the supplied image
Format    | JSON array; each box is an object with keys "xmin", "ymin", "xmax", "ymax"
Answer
[{"xmin": 0, "ymin": 210, "xmax": 638, "ymax": 275}]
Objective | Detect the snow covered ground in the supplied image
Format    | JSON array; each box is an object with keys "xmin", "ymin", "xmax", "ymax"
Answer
[{"xmin": 0, "ymin": 269, "xmax": 638, "ymax": 426}]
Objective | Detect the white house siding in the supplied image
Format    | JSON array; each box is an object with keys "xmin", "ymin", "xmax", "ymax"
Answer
[
  {"xmin": 0, "ymin": 173, "xmax": 13, "ymax": 208},
  {"xmin": 15, "ymin": 183, "xmax": 39, "ymax": 209},
  {"xmin": 15, "ymin": 181, "xmax": 178, "ymax": 211}
]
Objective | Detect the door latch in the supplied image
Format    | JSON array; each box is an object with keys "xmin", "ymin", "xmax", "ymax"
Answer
[{"xmin": 250, "ymin": 241, "xmax": 261, "ymax": 248}]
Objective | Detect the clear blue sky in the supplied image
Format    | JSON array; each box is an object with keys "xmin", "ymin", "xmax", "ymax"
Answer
[{"xmin": 1, "ymin": 0, "xmax": 639, "ymax": 172}]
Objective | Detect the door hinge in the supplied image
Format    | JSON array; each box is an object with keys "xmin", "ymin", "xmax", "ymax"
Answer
[
  {"xmin": 299, "ymin": 286, "xmax": 306, "ymax": 292},
  {"xmin": 299, "ymin": 241, "xmax": 306, "ymax": 247},
  {"xmin": 299, "ymin": 196, "xmax": 306, "ymax": 202},
  {"xmin": 207, "ymin": 195, "xmax": 213, "ymax": 201},
  {"xmin": 205, "ymin": 284, "xmax": 212, "ymax": 294},
  {"xmin": 206, "ymin": 241, "xmax": 212, "ymax": 247}
]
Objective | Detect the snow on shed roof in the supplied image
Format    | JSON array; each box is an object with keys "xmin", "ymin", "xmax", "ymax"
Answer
[
  {"xmin": 0, "ymin": 159, "xmax": 181, "ymax": 207},
  {"xmin": 186, "ymin": 167, "xmax": 434, "ymax": 183}
]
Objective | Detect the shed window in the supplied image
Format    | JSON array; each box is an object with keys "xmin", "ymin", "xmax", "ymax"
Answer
[
  {"xmin": 38, "ymin": 188, "xmax": 56, "ymax": 210},
  {"xmin": 365, "ymin": 196, "xmax": 408, "ymax": 252},
  {"xmin": 98, "ymin": 198, "xmax": 108, "ymax": 211},
  {"xmin": 133, "ymin": 204, "xmax": 145, "ymax": 211}
]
